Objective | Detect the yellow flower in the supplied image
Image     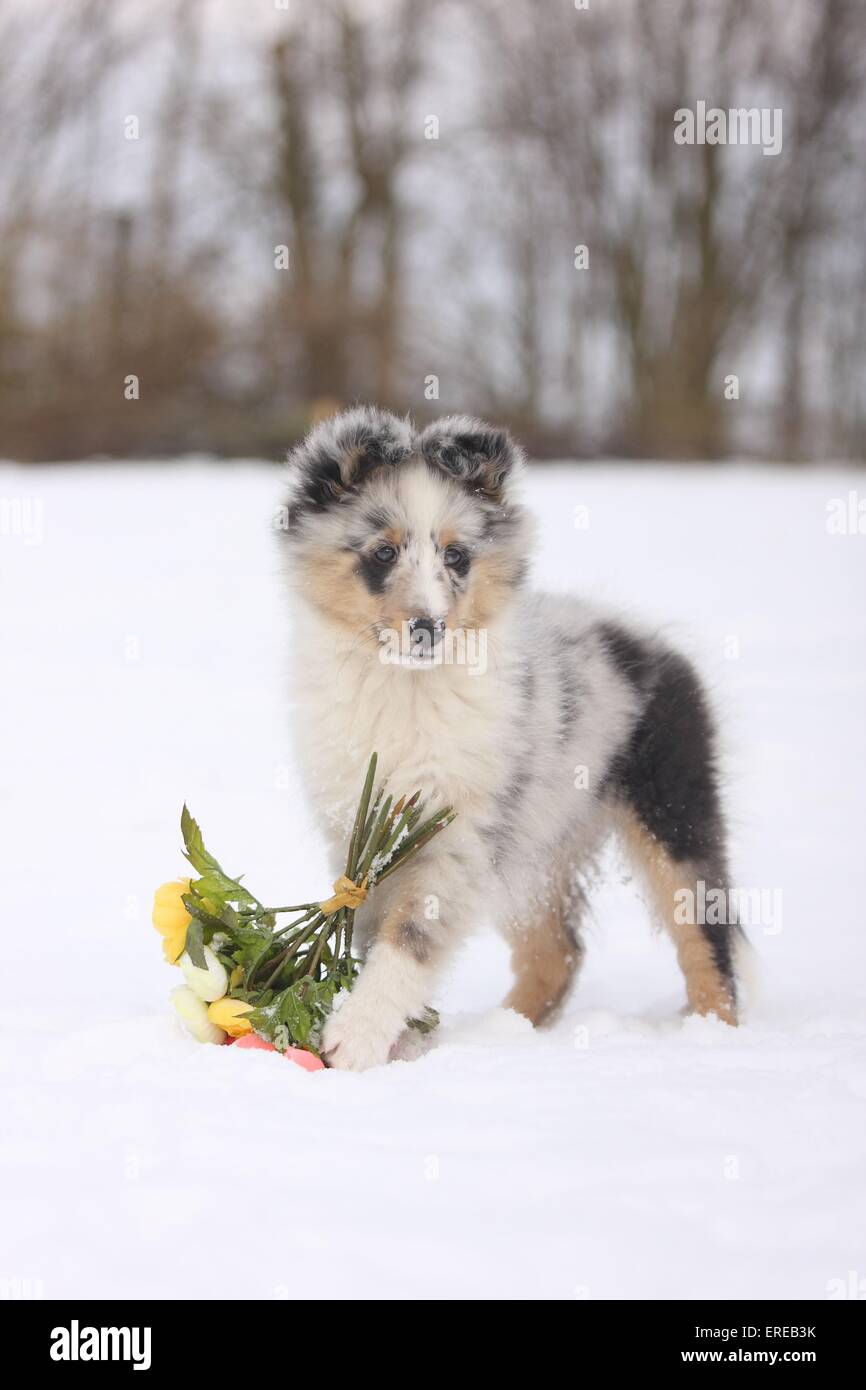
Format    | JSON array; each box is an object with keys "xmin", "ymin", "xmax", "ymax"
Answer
[
  {"xmin": 207, "ymin": 997, "xmax": 254, "ymax": 1038},
  {"xmin": 161, "ymin": 927, "xmax": 186, "ymax": 964},
  {"xmin": 152, "ymin": 879, "xmax": 191, "ymax": 964},
  {"xmin": 153, "ymin": 878, "xmax": 191, "ymax": 934},
  {"xmin": 171, "ymin": 987, "xmax": 226, "ymax": 1045}
]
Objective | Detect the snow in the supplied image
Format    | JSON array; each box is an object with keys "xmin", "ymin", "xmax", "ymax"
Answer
[{"xmin": 2, "ymin": 458, "xmax": 865, "ymax": 1300}]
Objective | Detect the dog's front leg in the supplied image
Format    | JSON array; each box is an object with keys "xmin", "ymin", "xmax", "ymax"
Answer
[
  {"xmin": 321, "ymin": 928, "xmax": 432, "ymax": 1072},
  {"xmin": 322, "ymin": 861, "xmax": 450, "ymax": 1067},
  {"xmin": 321, "ymin": 842, "xmax": 469, "ymax": 1071}
]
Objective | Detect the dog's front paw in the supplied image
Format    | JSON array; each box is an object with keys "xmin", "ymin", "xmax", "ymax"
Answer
[{"xmin": 321, "ymin": 994, "xmax": 396, "ymax": 1072}]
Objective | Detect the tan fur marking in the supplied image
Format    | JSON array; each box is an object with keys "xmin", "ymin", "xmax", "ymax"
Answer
[
  {"xmin": 379, "ymin": 907, "xmax": 431, "ymax": 964},
  {"xmin": 298, "ymin": 548, "xmax": 380, "ymax": 639},
  {"xmin": 339, "ymin": 446, "xmax": 363, "ymax": 484},
  {"xmin": 502, "ymin": 862, "xmax": 583, "ymax": 1026},
  {"xmin": 463, "ymin": 550, "xmax": 520, "ymax": 627},
  {"xmin": 619, "ymin": 810, "xmax": 736, "ymax": 1025}
]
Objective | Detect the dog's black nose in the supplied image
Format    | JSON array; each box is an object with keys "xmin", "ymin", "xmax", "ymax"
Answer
[{"xmin": 408, "ymin": 616, "xmax": 445, "ymax": 650}]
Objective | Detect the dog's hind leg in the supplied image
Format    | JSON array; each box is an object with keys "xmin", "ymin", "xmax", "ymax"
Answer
[
  {"xmin": 502, "ymin": 870, "xmax": 586, "ymax": 1026},
  {"xmin": 605, "ymin": 643, "xmax": 740, "ymax": 1024},
  {"xmin": 618, "ymin": 810, "xmax": 738, "ymax": 1023}
]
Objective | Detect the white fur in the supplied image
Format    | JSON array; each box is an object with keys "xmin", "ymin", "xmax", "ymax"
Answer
[
  {"xmin": 322, "ymin": 942, "xmax": 429, "ymax": 1070},
  {"xmin": 289, "ymin": 583, "xmax": 641, "ymax": 1070}
]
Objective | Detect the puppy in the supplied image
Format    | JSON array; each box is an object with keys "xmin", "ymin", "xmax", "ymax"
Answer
[{"xmin": 280, "ymin": 406, "xmax": 742, "ymax": 1071}]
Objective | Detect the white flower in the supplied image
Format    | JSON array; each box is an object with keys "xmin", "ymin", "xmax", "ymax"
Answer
[
  {"xmin": 179, "ymin": 944, "xmax": 228, "ymax": 1002},
  {"xmin": 171, "ymin": 986, "xmax": 226, "ymax": 1045}
]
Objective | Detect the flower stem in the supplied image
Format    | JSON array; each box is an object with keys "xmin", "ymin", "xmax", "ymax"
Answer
[{"xmin": 260, "ymin": 913, "xmax": 324, "ymax": 990}]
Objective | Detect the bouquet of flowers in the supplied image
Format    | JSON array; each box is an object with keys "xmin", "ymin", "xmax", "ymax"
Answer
[{"xmin": 153, "ymin": 754, "xmax": 455, "ymax": 1065}]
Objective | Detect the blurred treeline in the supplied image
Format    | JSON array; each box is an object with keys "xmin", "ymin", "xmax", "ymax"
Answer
[{"xmin": 1, "ymin": 0, "xmax": 864, "ymax": 463}]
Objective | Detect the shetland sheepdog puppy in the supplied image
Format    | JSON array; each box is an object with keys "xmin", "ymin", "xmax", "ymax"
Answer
[{"xmin": 280, "ymin": 407, "xmax": 742, "ymax": 1070}]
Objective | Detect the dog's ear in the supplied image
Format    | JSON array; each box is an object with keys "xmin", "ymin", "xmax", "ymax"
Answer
[
  {"xmin": 419, "ymin": 417, "xmax": 525, "ymax": 502},
  {"xmin": 287, "ymin": 407, "xmax": 413, "ymax": 517}
]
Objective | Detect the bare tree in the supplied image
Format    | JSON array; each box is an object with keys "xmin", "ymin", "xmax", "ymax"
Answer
[
  {"xmin": 0, "ymin": 0, "xmax": 863, "ymax": 460},
  {"xmin": 455, "ymin": 0, "xmax": 866, "ymax": 458},
  {"xmin": 262, "ymin": 0, "xmax": 427, "ymax": 410}
]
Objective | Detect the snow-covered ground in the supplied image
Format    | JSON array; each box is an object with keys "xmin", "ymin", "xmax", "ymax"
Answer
[{"xmin": 2, "ymin": 459, "xmax": 865, "ymax": 1301}]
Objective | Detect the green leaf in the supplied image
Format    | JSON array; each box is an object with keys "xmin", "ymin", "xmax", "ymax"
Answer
[
  {"xmin": 180, "ymin": 806, "xmax": 259, "ymax": 910},
  {"xmin": 247, "ymin": 978, "xmax": 338, "ymax": 1051},
  {"xmin": 248, "ymin": 987, "xmax": 311, "ymax": 1049},
  {"xmin": 299, "ymin": 977, "xmax": 341, "ymax": 1053},
  {"xmin": 182, "ymin": 893, "xmax": 225, "ymax": 934},
  {"xmin": 277, "ymin": 985, "xmax": 313, "ymax": 1046},
  {"xmin": 346, "ymin": 753, "xmax": 378, "ymax": 879},
  {"xmin": 193, "ymin": 870, "xmax": 258, "ymax": 911},
  {"xmin": 185, "ymin": 919, "xmax": 207, "ymax": 970},
  {"xmin": 406, "ymin": 1005, "xmax": 440, "ymax": 1035},
  {"xmin": 247, "ymin": 1002, "xmax": 279, "ymax": 1045},
  {"xmin": 180, "ymin": 804, "xmax": 219, "ymax": 876},
  {"xmin": 230, "ymin": 923, "xmax": 279, "ymax": 972}
]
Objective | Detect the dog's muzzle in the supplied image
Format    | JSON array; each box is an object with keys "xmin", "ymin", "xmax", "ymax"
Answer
[{"xmin": 407, "ymin": 616, "xmax": 446, "ymax": 655}]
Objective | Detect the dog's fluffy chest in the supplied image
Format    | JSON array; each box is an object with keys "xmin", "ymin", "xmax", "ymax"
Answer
[{"xmin": 292, "ymin": 615, "xmax": 514, "ymax": 845}]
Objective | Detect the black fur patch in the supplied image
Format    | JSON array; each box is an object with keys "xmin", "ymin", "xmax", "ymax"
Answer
[
  {"xmin": 596, "ymin": 621, "xmax": 656, "ymax": 692},
  {"xmin": 599, "ymin": 630, "xmax": 738, "ymax": 987},
  {"xmin": 355, "ymin": 551, "xmax": 391, "ymax": 595},
  {"xmin": 287, "ymin": 409, "xmax": 411, "ymax": 521},
  {"xmin": 697, "ymin": 892, "xmax": 739, "ymax": 989},
  {"xmin": 606, "ymin": 648, "xmax": 726, "ymax": 870},
  {"xmin": 419, "ymin": 417, "xmax": 523, "ymax": 503},
  {"xmin": 603, "ymin": 646, "xmax": 737, "ymax": 985}
]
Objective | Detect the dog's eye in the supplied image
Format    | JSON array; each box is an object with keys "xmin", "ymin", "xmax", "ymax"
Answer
[
  {"xmin": 372, "ymin": 543, "xmax": 398, "ymax": 565},
  {"xmin": 443, "ymin": 545, "xmax": 467, "ymax": 568}
]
